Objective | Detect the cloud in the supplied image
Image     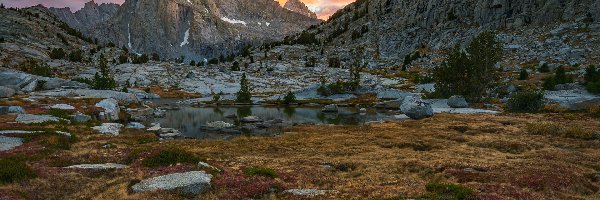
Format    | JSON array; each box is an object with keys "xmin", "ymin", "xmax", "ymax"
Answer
[{"xmin": 279, "ymin": 0, "xmax": 356, "ymax": 20}]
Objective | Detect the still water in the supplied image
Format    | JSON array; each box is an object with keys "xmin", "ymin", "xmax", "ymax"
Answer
[{"xmin": 153, "ymin": 103, "xmax": 396, "ymax": 139}]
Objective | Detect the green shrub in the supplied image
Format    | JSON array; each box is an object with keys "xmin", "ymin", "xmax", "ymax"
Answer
[
  {"xmin": 68, "ymin": 50, "xmax": 83, "ymax": 62},
  {"xmin": 236, "ymin": 73, "xmax": 252, "ymax": 103},
  {"xmin": 422, "ymin": 182, "xmax": 476, "ymax": 200},
  {"xmin": 584, "ymin": 65, "xmax": 600, "ymax": 94},
  {"xmin": 231, "ymin": 61, "xmax": 240, "ymax": 71},
  {"xmin": 283, "ymin": 91, "xmax": 296, "ymax": 104},
  {"xmin": 47, "ymin": 108, "xmax": 72, "ymax": 119},
  {"xmin": 243, "ymin": 167, "xmax": 277, "ymax": 178},
  {"xmin": 118, "ymin": 54, "xmax": 128, "ymax": 64},
  {"xmin": 0, "ymin": 158, "xmax": 37, "ymax": 184},
  {"xmin": 553, "ymin": 67, "xmax": 572, "ymax": 85},
  {"xmin": 19, "ymin": 59, "xmax": 54, "ymax": 77},
  {"xmin": 507, "ymin": 91, "xmax": 544, "ymax": 113},
  {"xmin": 143, "ymin": 148, "xmax": 199, "ymax": 168},
  {"xmin": 49, "ymin": 48, "xmax": 66, "ymax": 59},
  {"xmin": 519, "ymin": 69, "xmax": 529, "ymax": 80},
  {"xmin": 539, "ymin": 63, "xmax": 550, "ymax": 73},
  {"xmin": 433, "ymin": 31, "xmax": 503, "ymax": 101}
]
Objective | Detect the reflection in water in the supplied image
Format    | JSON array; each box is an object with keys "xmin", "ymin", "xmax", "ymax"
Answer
[{"xmin": 155, "ymin": 106, "xmax": 394, "ymax": 139}]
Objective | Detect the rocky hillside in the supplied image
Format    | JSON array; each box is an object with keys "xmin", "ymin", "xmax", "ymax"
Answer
[
  {"xmin": 48, "ymin": 0, "xmax": 321, "ymax": 61},
  {"xmin": 48, "ymin": 0, "xmax": 119, "ymax": 35},
  {"xmin": 290, "ymin": 0, "xmax": 600, "ymax": 68},
  {"xmin": 284, "ymin": 0, "xmax": 318, "ymax": 19},
  {"xmin": 0, "ymin": 6, "xmax": 94, "ymax": 65}
]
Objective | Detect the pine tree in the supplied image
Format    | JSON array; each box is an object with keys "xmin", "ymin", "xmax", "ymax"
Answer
[
  {"xmin": 519, "ymin": 69, "xmax": 529, "ymax": 80},
  {"xmin": 236, "ymin": 73, "xmax": 252, "ymax": 103},
  {"xmin": 92, "ymin": 54, "xmax": 117, "ymax": 90},
  {"xmin": 283, "ymin": 91, "xmax": 296, "ymax": 104}
]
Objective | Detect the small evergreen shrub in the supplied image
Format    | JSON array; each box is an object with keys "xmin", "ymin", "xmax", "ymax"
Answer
[
  {"xmin": 243, "ymin": 167, "xmax": 277, "ymax": 178},
  {"xmin": 538, "ymin": 63, "xmax": 550, "ymax": 73},
  {"xmin": 68, "ymin": 50, "xmax": 83, "ymax": 62},
  {"xmin": 584, "ymin": 65, "xmax": 600, "ymax": 94},
  {"xmin": 0, "ymin": 157, "xmax": 37, "ymax": 184},
  {"xmin": 422, "ymin": 182, "xmax": 476, "ymax": 200},
  {"xmin": 507, "ymin": 91, "xmax": 544, "ymax": 113},
  {"xmin": 19, "ymin": 59, "xmax": 54, "ymax": 77},
  {"xmin": 519, "ymin": 69, "xmax": 529, "ymax": 80},
  {"xmin": 49, "ymin": 48, "xmax": 66, "ymax": 59},
  {"xmin": 142, "ymin": 148, "xmax": 199, "ymax": 168},
  {"xmin": 283, "ymin": 91, "xmax": 296, "ymax": 104},
  {"xmin": 236, "ymin": 73, "xmax": 252, "ymax": 103},
  {"xmin": 231, "ymin": 61, "xmax": 240, "ymax": 71}
]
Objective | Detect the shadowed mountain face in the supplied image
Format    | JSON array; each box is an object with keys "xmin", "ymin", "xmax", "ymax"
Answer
[{"xmin": 48, "ymin": 0, "xmax": 321, "ymax": 61}]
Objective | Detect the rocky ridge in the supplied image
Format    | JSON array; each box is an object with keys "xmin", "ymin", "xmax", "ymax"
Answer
[{"xmin": 284, "ymin": 0, "xmax": 318, "ymax": 19}]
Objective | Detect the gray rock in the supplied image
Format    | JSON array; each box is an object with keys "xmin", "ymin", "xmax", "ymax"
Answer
[
  {"xmin": 35, "ymin": 89, "xmax": 138, "ymax": 104},
  {"xmin": 206, "ymin": 121, "xmax": 234, "ymax": 129},
  {"xmin": 21, "ymin": 80, "xmax": 37, "ymax": 93},
  {"xmin": 592, "ymin": 132, "xmax": 600, "ymax": 140},
  {"xmin": 92, "ymin": 123, "xmax": 123, "ymax": 135},
  {"xmin": 73, "ymin": 113, "xmax": 92, "ymax": 123},
  {"xmin": 400, "ymin": 96, "xmax": 433, "ymax": 120},
  {"xmin": 241, "ymin": 116, "xmax": 263, "ymax": 123},
  {"xmin": 158, "ymin": 128, "xmax": 182, "ymax": 138},
  {"xmin": 0, "ymin": 130, "xmax": 43, "ymax": 134},
  {"xmin": 8, "ymin": 106, "xmax": 26, "ymax": 114},
  {"xmin": 197, "ymin": 161, "xmax": 221, "ymax": 172},
  {"xmin": 153, "ymin": 109, "xmax": 166, "ymax": 118},
  {"xmin": 95, "ymin": 98, "xmax": 120, "ymax": 121},
  {"xmin": 50, "ymin": 104, "xmax": 76, "ymax": 110},
  {"xmin": 65, "ymin": 163, "xmax": 128, "ymax": 170},
  {"xmin": 321, "ymin": 104, "xmax": 338, "ymax": 113},
  {"xmin": 284, "ymin": 189, "xmax": 332, "ymax": 197},
  {"xmin": 15, "ymin": 114, "xmax": 61, "ymax": 124},
  {"xmin": 448, "ymin": 95, "xmax": 468, "ymax": 108},
  {"xmin": 0, "ymin": 86, "xmax": 16, "ymax": 98},
  {"xmin": 126, "ymin": 122, "xmax": 146, "ymax": 129},
  {"xmin": 0, "ymin": 136, "xmax": 23, "ymax": 151},
  {"xmin": 131, "ymin": 171, "xmax": 212, "ymax": 195}
]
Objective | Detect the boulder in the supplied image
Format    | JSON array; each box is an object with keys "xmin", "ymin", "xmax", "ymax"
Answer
[
  {"xmin": 400, "ymin": 96, "xmax": 434, "ymax": 120},
  {"xmin": 92, "ymin": 123, "xmax": 123, "ymax": 135},
  {"xmin": 8, "ymin": 106, "xmax": 26, "ymax": 114},
  {"xmin": 0, "ymin": 86, "xmax": 16, "ymax": 98},
  {"xmin": 65, "ymin": 163, "xmax": 128, "ymax": 170},
  {"xmin": 95, "ymin": 98, "xmax": 120, "ymax": 121},
  {"xmin": 321, "ymin": 104, "xmax": 338, "ymax": 113},
  {"xmin": 241, "ymin": 116, "xmax": 263, "ymax": 123},
  {"xmin": 0, "ymin": 71, "xmax": 87, "ymax": 91},
  {"xmin": 447, "ymin": 95, "xmax": 468, "ymax": 108},
  {"xmin": 206, "ymin": 121, "xmax": 234, "ymax": 129},
  {"xmin": 73, "ymin": 113, "xmax": 92, "ymax": 123},
  {"xmin": 50, "ymin": 104, "xmax": 76, "ymax": 110},
  {"xmin": 0, "ymin": 136, "xmax": 23, "ymax": 151},
  {"xmin": 126, "ymin": 122, "xmax": 146, "ymax": 129},
  {"xmin": 16, "ymin": 114, "xmax": 61, "ymax": 124},
  {"xmin": 131, "ymin": 171, "xmax": 212, "ymax": 195},
  {"xmin": 285, "ymin": 189, "xmax": 331, "ymax": 197},
  {"xmin": 21, "ymin": 80, "xmax": 37, "ymax": 93}
]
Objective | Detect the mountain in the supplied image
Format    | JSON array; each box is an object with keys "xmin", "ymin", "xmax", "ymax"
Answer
[
  {"xmin": 292, "ymin": 0, "xmax": 600, "ymax": 67},
  {"xmin": 0, "ymin": 6, "xmax": 94, "ymax": 65},
  {"xmin": 48, "ymin": 0, "xmax": 321, "ymax": 61},
  {"xmin": 48, "ymin": 0, "xmax": 119, "ymax": 36},
  {"xmin": 284, "ymin": 0, "xmax": 318, "ymax": 19}
]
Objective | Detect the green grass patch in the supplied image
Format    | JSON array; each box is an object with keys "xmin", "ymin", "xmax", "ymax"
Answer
[
  {"xmin": 421, "ymin": 182, "xmax": 476, "ymax": 200},
  {"xmin": 142, "ymin": 148, "xmax": 199, "ymax": 168},
  {"xmin": 47, "ymin": 108, "xmax": 73, "ymax": 119},
  {"xmin": 243, "ymin": 167, "xmax": 277, "ymax": 178},
  {"xmin": 0, "ymin": 157, "xmax": 37, "ymax": 184}
]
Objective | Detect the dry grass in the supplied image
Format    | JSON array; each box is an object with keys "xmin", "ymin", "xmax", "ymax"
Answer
[{"xmin": 0, "ymin": 110, "xmax": 599, "ymax": 199}]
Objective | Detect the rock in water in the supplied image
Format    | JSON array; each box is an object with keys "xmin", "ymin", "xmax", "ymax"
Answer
[
  {"xmin": 126, "ymin": 122, "xmax": 146, "ymax": 129},
  {"xmin": 95, "ymin": 98, "xmax": 120, "ymax": 121},
  {"xmin": 400, "ymin": 96, "xmax": 433, "ymax": 120},
  {"xmin": 448, "ymin": 95, "xmax": 469, "ymax": 108},
  {"xmin": 206, "ymin": 121, "xmax": 235, "ymax": 129},
  {"xmin": 0, "ymin": 86, "xmax": 16, "ymax": 98},
  {"xmin": 321, "ymin": 104, "xmax": 338, "ymax": 113},
  {"xmin": 131, "ymin": 171, "xmax": 212, "ymax": 195},
  {"xmin": 241, "ymin": 116, "xmax": 263, "ymax": 123}
]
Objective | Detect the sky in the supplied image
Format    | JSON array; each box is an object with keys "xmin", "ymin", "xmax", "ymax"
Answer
[{"xmin": 1, "ymin": 0, "xmax": 354, "ymax": 20}]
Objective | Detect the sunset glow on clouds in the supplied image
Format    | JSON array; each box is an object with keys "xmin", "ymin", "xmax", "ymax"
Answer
[
  {"xmin": 278, "ymin": 0, "xmax": 355, "ymax": 20},
  {"xmin": 2, "ymin": 0, "xmax": 354, "ymax": 20}
]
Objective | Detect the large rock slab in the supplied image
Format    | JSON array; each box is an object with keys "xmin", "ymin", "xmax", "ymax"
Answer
[
  {"xmin": 131, "ymin": 171, "xmax": 212, "ymax": 195},
  {"xmin": 15, "ymin": 114, "xmax": 61, "ymax": 124},
  {"xmin": 400, "ymin": 96, "xmax": 433, "ymax": 120},
  {"xmin": 0, "ymin": 136, "xmax": 23, "ymax": 151},
  {"xmin": 35, "ymin": 89, "xmax": 138, "ymax": 104},
  {"xmin": 65, "ymin": 163, "xmax": 128, "ymax": 170},
  {"xmin": 95, "ymin": 98, "xmax": 120, "ymax": 121},
  {"xmin": 0, "ymin": 71, "xmax": 87, "ymax": 91}
]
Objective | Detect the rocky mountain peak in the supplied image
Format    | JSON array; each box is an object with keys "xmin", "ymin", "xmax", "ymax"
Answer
[{"xmin": 284, "ymin": 0, "xmax": 317, "ymax": 19}]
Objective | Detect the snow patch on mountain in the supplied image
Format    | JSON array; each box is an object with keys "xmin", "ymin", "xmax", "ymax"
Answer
[
  {"xmin": 180, "ymin": 29, "xmax": 190, "ymax": 47},
  {"xmin": 221, "ymin": 17, "xmax": 246, "ymax": 26},
  {"xmin": 127, "ymin": 23, "xmax": 132, "ymax": 49}
]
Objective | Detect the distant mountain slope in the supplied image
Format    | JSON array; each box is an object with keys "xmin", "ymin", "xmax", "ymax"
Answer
[
  {"xmin": 46, "ymin": 0, "xmax": 321, "ymax": 61},
  {"xmin": 0, "ymin": 6, "xmax": 94, "ymax": 65},
  {"xmin": 48, "ymin": 1, "xmax": 119, "ymax": 36}
]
